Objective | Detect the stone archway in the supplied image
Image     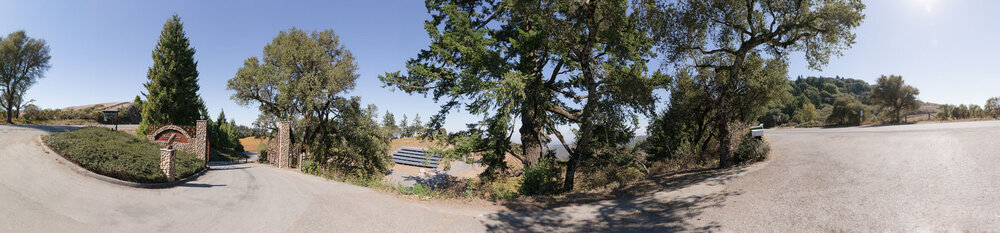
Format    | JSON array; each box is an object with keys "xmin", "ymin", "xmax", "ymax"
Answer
[{"xmin": 145, "ymin": 120, "xmax": 209, "ymax": 162}]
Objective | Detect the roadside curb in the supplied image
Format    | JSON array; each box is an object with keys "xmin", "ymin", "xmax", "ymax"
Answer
[{"xmin": 36, "ymin": 135, "xmax": 209, "ymax": 189}]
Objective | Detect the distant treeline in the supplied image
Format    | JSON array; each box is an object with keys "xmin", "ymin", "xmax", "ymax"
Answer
[{"xmin": 759, "ymin": 76, "xmax": 998, "ymax": 128}]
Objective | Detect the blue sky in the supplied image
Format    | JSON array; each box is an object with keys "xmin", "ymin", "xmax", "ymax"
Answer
[{"xmin": 2, "ymin": 0, "xmax": 998, "ymax": 134}]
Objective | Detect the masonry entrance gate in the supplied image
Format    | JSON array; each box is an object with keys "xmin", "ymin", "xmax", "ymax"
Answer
[{"xmin": 145, "ymin": 120, "xmax": 209, "ymax": 162}]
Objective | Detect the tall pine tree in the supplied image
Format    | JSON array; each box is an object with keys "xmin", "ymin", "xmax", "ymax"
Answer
[{"xmin": 138, "ymin": 14, "xmax": 204, "ymax": 135}]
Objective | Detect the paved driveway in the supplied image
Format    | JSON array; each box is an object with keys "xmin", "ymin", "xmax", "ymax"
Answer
[
  {"xmin": 482, "ymin": 121, "xmax": 1000, "ymax": 232},
  {"xmin": 3, "ymin": 121, "xmax": 1000, "ymax": 232},
  {"xmin": 694, "ymin": 121, "xmax": 1000, "ymax": 232},
  {"xmin": 0, "ymin": 125, "xmax": 491, "ymax": 233}
]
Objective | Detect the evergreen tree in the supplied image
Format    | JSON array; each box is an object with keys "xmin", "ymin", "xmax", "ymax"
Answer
[
  {"xmin": 411, "ymin": 114, "xmax": 423, "ymax": 137},
  {"xmin": 382, "ymin": 111, "xmax": 397, "ymax": 139},
  {"xmin": 138, "ymin": 14, "xmax": 204, "ymax": 135},
  {"xmin": 228, "ymin": 119, "xmax": 244, "ymax": 151},
  {"xmin": 399, "ymin": 114, "xmax": 409, "ymax": 138},
  {"xmin": 213, "ymin": 109, "xmax": 228, "ymax": 149}
]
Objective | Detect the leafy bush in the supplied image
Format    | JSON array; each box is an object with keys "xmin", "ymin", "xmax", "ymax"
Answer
[
  {"xmin": 826, "ymin": 95, "xmax": 863, "ymax": 126},
  {"xmin": 257, "ymin": 149, "xmax": 269, "ymax": 164},
  {"xmin": 208, "ymin": 110, "xmax": 244, "ymax": 152},
  {"xmin": 44, "ymin": 127, "xmax": 204, "ymax": 183},
  {"xmin": 733, "ymin": 134, "xmax": 770, "ymax": 166},
  {"xmin": 519, "ymin": 156, "xmax": 561, "ymax": 196}
]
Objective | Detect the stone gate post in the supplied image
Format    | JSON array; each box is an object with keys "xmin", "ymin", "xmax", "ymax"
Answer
[
  {"xmin": 196, "ymin": 120, "xmax": 209, "ymax": 163},
  {"xmin": 277, "ymin": 121, "xmax": 291, "ymax": 168},
  {"xmin": 160, "ymin": 148, "xmax": 176, "ymax": 182}
]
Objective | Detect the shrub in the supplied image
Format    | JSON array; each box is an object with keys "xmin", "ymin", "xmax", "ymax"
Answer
[
  {"xmin": 826, "ymin": 95, "xmax": 863, "ymax": 126},
  {"xmin": 733, "ymin": 134, "xmax": 770, "ymax": 166},
  {"xmin": 519, "ymin": 156, "xmax": 561, "ymax": 196},
  {"xmin": 44, "ymin": 127, "xmax": 204, "ymax": 183}
]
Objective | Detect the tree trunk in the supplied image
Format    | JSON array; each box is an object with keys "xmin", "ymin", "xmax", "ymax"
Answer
[
  {"xmin": 4, "ymin": 83, "xmax": 12, "ymax": 124},
  {"xmin": 717, "ymin": 54, "xmax": 745, "ymax": 169},
  {"xmin": 563, "ymin": 2, "xmax": 600, "ymax": 192},
  {"xmin": 5, "ymin": 105, "xmax": 11, "ymax": 124},
  {"xmin": 716, "ymin": 98, "xmax": 733, "ymax": 169},
  {"xmin": 520, "ymin": 105, "xmax": 542, "ymax": 169},
  {"xmin": 564, "ymin": 154, "xmax": 580, "ymax": 192}
]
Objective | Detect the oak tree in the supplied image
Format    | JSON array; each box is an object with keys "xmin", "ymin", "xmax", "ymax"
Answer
[
  {"xmin": 228, "ymin": 28, "xmax": 391, "ymax": 178},
  {"xmin": 641, "ymin": 0, "xmax": 865, "ymax": 168},
  {"xmin": 0, "ymin": 31, "xmax": 51, "ymax": 124},
  {"xmin": 870, "ymin": 75, "xmax": 920, "ymax": 123}
]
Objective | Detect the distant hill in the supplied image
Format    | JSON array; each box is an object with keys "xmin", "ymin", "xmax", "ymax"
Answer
[
  {"xmin": 62, "ymin": 102, "xmax": 134, "ymax": 111},
  {"xmin": 548, "ymin": 135, "xmax": 648, "ymax": 161}
]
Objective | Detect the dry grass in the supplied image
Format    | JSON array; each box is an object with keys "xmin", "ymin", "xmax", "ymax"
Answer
[
  {"xmin": 389, "ymin": 137, "xmax": 447, "ymax": 172},
  {"xmin": 389, "ymin": 137, "xmax": 436, "ymax": 152},
  {"xmin": 239, "ymin": 137, "xmax": 267, "ymax": 152},
  {"xmin": 62, "ymin": 102, "xmax": 133, "ymax": 111}
]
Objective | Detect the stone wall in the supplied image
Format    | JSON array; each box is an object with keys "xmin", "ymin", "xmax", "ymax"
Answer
[{"xmin": 146, "ymin": 120, "xmax": 208, "ymax": 163}]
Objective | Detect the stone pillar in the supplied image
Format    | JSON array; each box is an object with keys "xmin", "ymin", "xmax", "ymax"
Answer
[
  {"xmin": 196, "ymin": 120, "xmax": 209, "ymax": 163},
  {"xmin": 277, "ymin": 121, "xmax": 291, "ymax": 168},
  {"xmin": 160, "ymin": 148, "xmax": 176, "ymax": 182}
]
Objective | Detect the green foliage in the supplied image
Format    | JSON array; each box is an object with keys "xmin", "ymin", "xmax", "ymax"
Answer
[
  {"xmin": 16, "ymin": 105, "xmax": 111, "ymax": 124},
  {"xmin": 493, "ymin": 186, "xmax": 519, "ymax": 201},
  {"xmin": 794, "ymin": 102, "xmax": 819, "ymax": 123},
  {"xmin": 642, "ymin": 0, "xmax": 865, "ymax": 168},
  {"xmin": 759, "ymin": 76, "xmax": 874, "ymax": 127},
  {"xmin": 118, "ymin": 101, "xmax": 143, "ymax": 124},
  {"xmin": 43, "ymin": 127, "xmax": 204, "ymax": 183},
  {"xmin": 826, "ymin": 95, "xmax": 864, "ymax": 126},
  {"xmin": 139, "ymin": 14, "xmax": 205, "ymax": 136},
  {"xmin": 384, "ymin": 0, "xmax": 663, "ymax": 191},
  {"xmin": 938, "ymin": 103, "xmax": 988, "ymax": 120},
  {"xmin": 208, "ymin": 109, "xmax": 244, "ymax": 152},
  {"xmin": 382, "ymin": 111, "xmax": 398, "ymax": 138},
  {"xmin": 645, "ymin": 54, "xmax": 787, "ymax": 163},
  {"xmin": 871, "ymin": 75, "xmax": 920, "ymax": 123},
  {"xmin": 228, "ymin": 28, "xmax": 391, "ymax": 178},
  {"xmin": 986, "ymin": 97, "xmax": 1000, "ymax": 119},
  {"xmin": 519, "ymin": 156, "xmax": 561, "ymax": 196},
  {"xmin": 733, "ymin": 135, "xmax": 770, "ymax": 166},
  {"xmin": 0, "ymin": 30, "xmax": 51, "ymax": 124}
]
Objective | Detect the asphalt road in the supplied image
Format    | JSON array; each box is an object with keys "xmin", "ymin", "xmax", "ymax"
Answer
[
  {"xmin": 0, "ymin": 125, "xmax": 491, "ymax": 233},
  {"xmin": 697, "ymin": 120, "xmax": 1000, "ymax": 232},
  {"xmin": 2, "ymin": 121, "xmax": 999, "ymax": 232}
]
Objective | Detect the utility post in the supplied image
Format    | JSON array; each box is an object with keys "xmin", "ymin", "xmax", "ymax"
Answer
[{"xmin": 860, "ymin": 108, "xmax": 864, "ymax": 126}]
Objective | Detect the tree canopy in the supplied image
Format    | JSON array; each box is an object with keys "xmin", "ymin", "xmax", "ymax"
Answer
[
  {"xmin": 138, "ymin": 14, "xmax": 205, "ymax": 134},
  {"xmin": 871, "ymin": 75, "xmax": 920, "ymax": 123},
  {"xmin": 0, "ymin": 30, "xmax": 51, "ymax": 124},
  {"xmin": 986, "ymin": 97, "xmax": 1000, "ymax": 119},
  {"xmin": 382, "ymin": 0, "xmax": 664, "ymax": 191},
  {"xmin": 228, "ymin": 28, "xmax": 391, "ymax": 178},
  {"xmin": 641, "ymin": 0, "xmax": 865, "ymax": 168}
]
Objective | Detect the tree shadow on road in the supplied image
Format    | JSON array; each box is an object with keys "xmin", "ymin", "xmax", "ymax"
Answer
[
  {"xmin": 179, "ymin": 182, "xmax": 227, "ymax": 188},
  {"xmin": 483, "ymin": 167, "xmax": 749, "ymax": 232},
  {"xmin": 402, "ymin": 173, "xmax": 452, "ymax": 188},
  {"xmin": 209, "ymin": 165, "xmax": 252, "ymax": 171}
]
